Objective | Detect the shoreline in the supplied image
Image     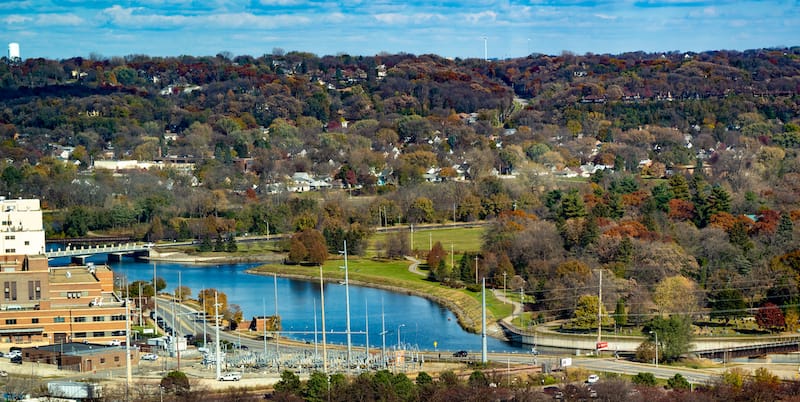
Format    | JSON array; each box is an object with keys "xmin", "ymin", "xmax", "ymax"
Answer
[{"xmin": 146, "ymin": 248, "xmax": 506, "ymax": 341}]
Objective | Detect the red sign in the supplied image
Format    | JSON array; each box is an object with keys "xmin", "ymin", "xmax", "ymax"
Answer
[{"xmin": 596, "ymin": 342, "xmax": 608, "ymax": 349}]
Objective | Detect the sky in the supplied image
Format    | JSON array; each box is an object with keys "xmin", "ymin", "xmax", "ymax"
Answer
[{"xmin": 1, "ymin": 1, "xmax": 798, "ymax": 60}]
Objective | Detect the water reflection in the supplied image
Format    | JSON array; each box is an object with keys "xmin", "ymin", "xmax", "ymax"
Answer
[{"xmin": 51, "ymin": 254, "xmax": 523, "ymax": 353}]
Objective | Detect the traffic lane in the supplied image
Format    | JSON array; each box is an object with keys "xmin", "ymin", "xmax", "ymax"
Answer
[{"xmin": 572, "ymin": 359, "xmax": 716, "ymax": 384}]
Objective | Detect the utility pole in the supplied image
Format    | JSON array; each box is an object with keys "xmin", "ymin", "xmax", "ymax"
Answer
[
  {"xmin": 450, "ymin": 243, "xmax": 454, "ymax": 270},
  {"xmin": 481, "ymin": 277, "xmax": 487, "ymax": 363},
  {"xmin": 262, "ymin": 298, "xmax": 267, "ymax": 359},
  {"xmin": 410, "ymin": 224, "xmax": 414, "ymax": 253},
  {"xmin": 313, "ymin": 300, "xmax": 319, "ymax": 360},
  {"xmin": 598, "ymin": 270, "xmax": 603, "ymax": 355},
  {"xmin": 475, "ymin": 255, "xmax": 479, "ymax": 284},
  {"xmin": 319, "ymin": 265, "xmax": 328, "ymax": 374},
  {"xmin": 342, "ymin": 240, "xmax": 352, "ymax": 368},
  {"xmin": 365, "ymin": 301, "xmax": 370, "ymax": 365},
  {"xmin": 483, "ymin": 36, "xmax": 488, "ymax": 61},
  {"xmin": 214, "ymin": 291, "xmax": 221, "ymax": 380},
  {"xmin": 274, "ymin": 273, "xmax": 280, "ymax": 359},
  {"xmin": 125, "ymin": 294, "xmax": 131, "ymax": 395},
  {"xmin": 152, "ymin": 263, "xmax": 157, "ymax": 332},
  {"xmin": 503, "ymin": 272, "xmax": 507, "ymax": 304},
  {"xmin": 202, "ymin": 291, "xmax": 207, "ymax": 350}
]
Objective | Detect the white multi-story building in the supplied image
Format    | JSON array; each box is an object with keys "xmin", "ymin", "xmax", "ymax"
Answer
[{"xmin": 0, "ymin": 197, "xmax": 45, "ymax": 255}]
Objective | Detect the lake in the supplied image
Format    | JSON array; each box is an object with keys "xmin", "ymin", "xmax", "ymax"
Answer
[{"xmin": 50, "ymin": 254, "xmax": 525, "ymax": 353}]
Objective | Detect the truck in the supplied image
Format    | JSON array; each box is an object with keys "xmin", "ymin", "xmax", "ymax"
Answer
[{"xmin": 47, "ymin": 381, "xmax": 103, "ymax": 400}]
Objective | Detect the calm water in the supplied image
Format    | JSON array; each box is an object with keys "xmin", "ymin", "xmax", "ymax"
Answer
[{"xmin": 49, "ymin": 253, "xmax": 524, "ymax": 353}]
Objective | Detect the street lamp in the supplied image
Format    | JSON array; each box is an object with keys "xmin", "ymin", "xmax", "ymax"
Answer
[
  {"xmin": 397, "ymin": 324, "xmax": 405, "ymax": 349},
  {"xmin": 649, "ymin": 330, "xmax": 658, "ymax": 367},
  {"xmin": 503, "ymin": 272, "xmax": 507, "ymax": 304}
]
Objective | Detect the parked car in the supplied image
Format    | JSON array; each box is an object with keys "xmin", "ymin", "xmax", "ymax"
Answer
[
  {"xmin": 219, "ymin": 372, "xmax": 241, "ymax": 381},
  {"xmin": 140, "ymin": 353, "xmax": 159, "ymax": 361},
  {"xmin": 6, "ymin": 350, "xmax": 21, "ymax": 359},
  {"xmin": 10, "ymin": 355, "xmax": 22, "ymax": 364},
  {"xmin": 452, "ymin": 350, "xmax": 468, "ymax": 357},
  {"xmin": 587, "ymin": 374, "xmax": 600, "ymax": 384}
]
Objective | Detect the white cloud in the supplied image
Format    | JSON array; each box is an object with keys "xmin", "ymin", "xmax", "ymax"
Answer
[
  {"xmin": 594, "ymin": 13, "xmax": 617, "ymax": 20},
  {"xmin": 2, "ymin": 15, "xmax": 32, "ymax": 24},
  {"xmin": 36, "ymin": 13, "xmax": 85, "ymax": 26},
  {"xmin": 373, "ymin": 13, "xmax": 443, "ymax": 25},
  {"xmin": 101, "ymin": 5, "xmax": 311, "ymax": 29},
  {"xmin": 464, "ymin": 11, "xmax": 497, "ymax": 24}
]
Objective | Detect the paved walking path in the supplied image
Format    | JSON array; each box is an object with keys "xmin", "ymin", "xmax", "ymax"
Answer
[
  {"xmin": 405, "ymin": 256, "xmax": 426, "ymax": 276},
  {"xmin": 492, "ymin": 289, "xmax": 522, "ymax": 325}
]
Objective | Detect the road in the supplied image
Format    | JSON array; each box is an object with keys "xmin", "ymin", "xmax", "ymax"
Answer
[{"xmin": 157, "ymin": 299, "xmax": 800, "ymax": 384}]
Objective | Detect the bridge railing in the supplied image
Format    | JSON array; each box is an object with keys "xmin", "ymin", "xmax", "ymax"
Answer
[{"xmin": 45, "ymin": 243, "xmax": 150, "ymax": 258}]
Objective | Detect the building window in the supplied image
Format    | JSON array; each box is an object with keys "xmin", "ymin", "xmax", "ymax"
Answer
[
  {"xmin": 4, "ymin": 249, "xmax": 15, "ymax": 253},
  {"xmin": 111, "ymin": 315, "xmax": 126, "ymax": 321},
  {"xmin": 28, "ymin": 280, "xmax": 41, "ymax": 300},
  {"xmin": 66, "ymin": 292, "xmax": 82, "ymax": 299},
  {"xmin": 5, "ymin": 319, "xmax": 16, "ymax": 325},
  {"xmin": 4, "ymin": 235, "xmax": 14, "ymax": 240},
  {"xmin": 92, "ymin": 316, "xmax": 105, "ymax": 322},
  {"xmin": 73, "ymin": 316, "xmax": 86, "ymax": 323},
  {"xmin": 100, "ymin": 358, "xmax": 106, "ymax": 364},
  {"xmin": 53, "ymin": 316, "xmax": 65, "ymax": 323},
  {"xmin": 31, "ymin": 318, "xmax": 38, "ymax": 324},
  {"xmin": 74, "ymin": 332, "xmax": 86, "ymax": 338},
  {"xmin": 93, "ymin": 332, "xmax": 104, "ymax": 337},
  {"xmin": 24, "ymin": 241, "xmax": 29, "ymax": 245},
  {"xmin": 4, "ymin": 281, "xmax": 17, "ymax": 301},
  {"xmin": 114, "ymin": 356, "xmax": 120, "ymax": 362}
]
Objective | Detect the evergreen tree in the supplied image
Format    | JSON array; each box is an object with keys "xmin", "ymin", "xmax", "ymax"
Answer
[
  {"xmin": 708, "ymin": 185, "xmax": 732, "ymax": 215},
  {"xmin": 668, "ymin": 174, "xmax": 691, "ymax": 200},
  {"xmin": 613, "ymin": 298, "xmax": 628, "ymax": 326},
  {"xmin": 728, "ymin": 220, "xmax": 753, "ymax": 253},
  {"xmin": 214, "ymin": 235, "xmax": 225, "ymax": 251},
  {"xmin": 651, "ymin": 182, "xmax": 674, "ymax": 212},
  {"xmin": 225, "ymin": 235, "xmax": 238, "ymax": 252},
  {"xmin": 710, "ymin": 288, "xmax": 746, "ymax": 324},
  {"xmin": 776, "ymin": 212, "xmax": 794, "ymax": 249},
  {"xmin": 559, "ymin": 189, "xmax": 587, "ymax": 220}
]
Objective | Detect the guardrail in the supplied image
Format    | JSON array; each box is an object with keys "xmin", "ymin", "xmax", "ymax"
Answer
[{"xmin": 46, "ymin": 243, "xmax": 151, "ymax": 259}]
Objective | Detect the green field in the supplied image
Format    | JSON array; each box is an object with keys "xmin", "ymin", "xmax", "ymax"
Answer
[{"xmin": 368, "ymin": 226, "xmax": 485, "ymax": 256}]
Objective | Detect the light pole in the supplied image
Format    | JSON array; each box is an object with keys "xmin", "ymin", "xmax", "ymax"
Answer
[
  {"xmin": 397, "ymin": 324, "xmax": 405, "ymax": 349},
  {"xmin": 649, "ymin": 330, "xmax": 658, "ymax": 367},
  {"xmin": 503, "ymin": 272, "xmax": 507, "ymax": 304}
]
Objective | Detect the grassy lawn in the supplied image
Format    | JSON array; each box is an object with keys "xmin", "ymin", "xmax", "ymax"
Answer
[
  {"xmin": 249, "ymin": 255, "xmax": 506, "ymax": 333},
  {"xmin": 368, "ymin": 226, "xmax": 485, "ymax": 256}
]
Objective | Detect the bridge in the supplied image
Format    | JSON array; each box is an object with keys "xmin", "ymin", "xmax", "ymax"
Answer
[
  {"xmin": 46, "ymin": 243, "xmax": 153, "ymax": 264},
  {"xmin": 498, "ymin": 320, "xmax": 800, "ymax": 358}
]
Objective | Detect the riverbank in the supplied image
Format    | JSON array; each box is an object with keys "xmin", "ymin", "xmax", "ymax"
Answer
[
  {"xmin": 147, "ymin": 248, "xmax": 284, "ymax": 265},
  {"xmin": 145, "ymin": 247, "xmax": 507, "ymax": 343},
  {"xmin": 247, "ymin": 264, "xmax": 516, "ymax": 343}
]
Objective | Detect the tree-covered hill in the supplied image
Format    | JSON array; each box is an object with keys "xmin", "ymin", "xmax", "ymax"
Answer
[{"xmin": 1, "ymin": 47, "xmax": 799, "ymax": 330}]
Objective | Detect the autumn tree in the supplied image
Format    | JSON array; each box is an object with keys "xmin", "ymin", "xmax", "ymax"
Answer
[
  {"xmin": 571, "ymin": 295, "xmax": 612, "ymax": 329},
  {"xmin": 652, "ymin": 275, "xmax": 701, "ymax": 316},
  {"xmin": 427, "ymin": 241, "xmax": 447, "ymax": 281},
  {"xmin": 755, "ymin": 302, "xmax": 785, "ymax": 333}
]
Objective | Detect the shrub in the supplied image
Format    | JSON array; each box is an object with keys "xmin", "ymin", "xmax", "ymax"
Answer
[{"xmin": 632, "ymin": 372, "xmax": 657, "ymax": 386}]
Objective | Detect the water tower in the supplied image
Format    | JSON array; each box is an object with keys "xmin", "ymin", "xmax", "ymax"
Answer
[{"xmin": 8, "ymin": 42, "xmax": 20, "ymax": 60}]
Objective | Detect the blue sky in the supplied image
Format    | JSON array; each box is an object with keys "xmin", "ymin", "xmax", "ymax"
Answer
[{"xmin": 2, "ymin": 1, "xmax": 797, "ymax": 60}]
